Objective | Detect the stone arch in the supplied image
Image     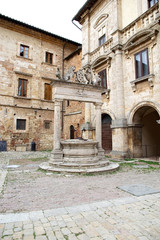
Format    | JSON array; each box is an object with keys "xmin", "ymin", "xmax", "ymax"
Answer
[
  {"xmin": 127, "ymin": 101, "xmax": 160, "ymax": 158},
  {"xmin": 92, "ymin": 55, "xmax": 108, "ymax": 69},
  {"xmin": 124, "ymin": 29, "xmax": 158, "ymax": 51},
  {"xmin": 128, "ymin": 101, "xmax": 160, "ymax": 125},
  {"xmin": 93, "ymin": 14, "xmax": 109, "ymax": 29},
  {"xmin": 101, "ymin": 108, "xmax": 116, "ymax": 121}
]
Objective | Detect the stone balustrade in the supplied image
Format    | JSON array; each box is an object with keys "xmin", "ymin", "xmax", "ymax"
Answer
[
  {"xmin": 89, "ymin": 38, "xmax": 113, "ymax": 63},
  {"xmin": 122, "ymin": 4, "xmax": 159, "ymax": 43}
]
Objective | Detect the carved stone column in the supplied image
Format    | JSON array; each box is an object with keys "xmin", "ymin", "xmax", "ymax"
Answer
[
  {"xmin": 50, "ymin": 99, "xmax": 63, "ymax": 163},
  {"xmin": 94, "ymin": 103, "xmax": 105, "ymax": 157}
]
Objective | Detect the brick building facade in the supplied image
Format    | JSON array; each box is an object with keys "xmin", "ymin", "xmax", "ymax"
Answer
[{"xmin": 0, "ymin": 14, "xmax": 83, "ymax": 151}]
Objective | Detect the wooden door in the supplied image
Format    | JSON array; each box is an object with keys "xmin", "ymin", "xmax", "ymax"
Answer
[{"xmin": 102, "ymin": 114, "xmax": 112, "ymax": 152}]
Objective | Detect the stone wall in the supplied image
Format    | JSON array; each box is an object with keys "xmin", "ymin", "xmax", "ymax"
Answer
[
  {"xmin": 77, "ymin": 0, "xmax": 160, "ymax": 158},
  {"xmin": 0, "ymin": 16, "xmax": 81, "ymax": 151}
]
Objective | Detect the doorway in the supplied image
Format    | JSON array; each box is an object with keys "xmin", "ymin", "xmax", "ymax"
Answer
[
  {"xmin": 132, "ymin": 106, "xmax": 160, "ymax": 158},
  {"xmin": 70, "ymin": 125, "xmax": 75, "ymax": 139},
  {"xmin": 102, "ymin": 114, "xmax": 112, "ymax": 152}
]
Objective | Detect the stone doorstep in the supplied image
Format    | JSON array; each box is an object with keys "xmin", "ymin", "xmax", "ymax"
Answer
[{"xmin": 39, "ymin": 162, "xmax": 119, "ymax": 174}]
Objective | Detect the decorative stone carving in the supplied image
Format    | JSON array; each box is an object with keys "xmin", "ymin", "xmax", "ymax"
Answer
[
  {"xmin": 91, "ymin": 72, "xmax": 101, "ymax": 86},
  {"xmin": 56, "ymin": 67, "xmax": 61, "ymax": 80},
  {"xmin": 76, "ymin": 67, "xmax": 101, "ymax": 86},
  {"xmin": 76, "ymin": 69, "xmax": 89, "ymax": 84},
  {"xmin": 64, "ymin": 66, "xmax": 76, "ymax": 82}
]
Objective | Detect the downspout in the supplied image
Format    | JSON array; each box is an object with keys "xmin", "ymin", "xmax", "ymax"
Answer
[
  {"xmin": 62, "ymin": 41, "xmax": 68, "ymax": 79},
  {"xmin": 72, "ymin": 19, "xmax": 82, "ymax": 31},
  {"xmin": 62, "ymin": 41, "xmax": 68, "ymax": 131}
]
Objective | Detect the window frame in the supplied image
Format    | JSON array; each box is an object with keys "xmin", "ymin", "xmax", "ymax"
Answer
[
  {"xmin": 45, "ymin": 52, "xmax": 53, "ymax": 64},
  {"xmin": 16, "ymin": 119, "xmax": 26, "ymax": 130},
  {"xmin": 98, "ymin": 69, "xmax": 107, "ymax": 88},
  {"xmin": 148, "ymin": 0, "xmax": 158, "ymax": 8},
  {"xmin": 18, "ymin": 78, "xmax": 27, "ymax": 97},
  {"xmin": 20, "ymin": 44, "xmax": 29, "ymax": 58},
  {"xmin": 44, "ymin": 121, "xmax": 51, "ymax": 129},
  {"xmin": 134, "ymin": 48, "xmax": 149, "ymax": 79},
  {"xmin": 99, "ymin": 34, "xmax": 106, "ymax": 46},
  {"xmin": 44, "ymin": 83, "xmax": 52, "ymax": 100}
]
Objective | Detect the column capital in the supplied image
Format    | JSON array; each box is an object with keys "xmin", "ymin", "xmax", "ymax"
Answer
[
  {"xmin": 54, "ymin": 99, "xmax": 63, "ymax": 106},
  {"xmin": 94, "ymin": 102, "xmax": 103, "ymax": 108}
]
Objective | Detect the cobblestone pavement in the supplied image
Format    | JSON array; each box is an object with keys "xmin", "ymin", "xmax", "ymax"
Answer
[
  {"xmin": 0, "ymin": 194, "xmax": 160, "ymax": 240},
  {"xmin": 0, "ymin": 152, "xmax": 160, "ymax": 239}
]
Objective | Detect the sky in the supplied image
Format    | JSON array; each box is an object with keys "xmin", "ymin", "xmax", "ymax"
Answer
[{"xmin": 0, "ymin": 0, "xmax": 87, "ymax": 43}]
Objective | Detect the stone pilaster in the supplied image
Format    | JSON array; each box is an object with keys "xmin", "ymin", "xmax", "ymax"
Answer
[
  {"xmin": 94, "ymin": 103, "xmax": 105, "ymax": 157},
  {"xmin": 94, "ymin": 103, "xmax": 102, "ymax": 148},
  {"xmin": 111, "ymin": 46, "xmax": 128, "ymax": 158},
  {"xmin": 50, "ymin": 99, "xmax": 63, "ymax": 163}
]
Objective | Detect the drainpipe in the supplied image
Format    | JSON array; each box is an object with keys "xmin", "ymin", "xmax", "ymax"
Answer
[
  {"xmin": 62, "ymin": 41, "xmax": 68, "ymax": 79},
  {"xmin": 72, "ymin": 20, "xmax": 82, "ymax": 31},
  {"xmin": 62, "ymin": 41, "xmax": 68, "ymax": 131}
]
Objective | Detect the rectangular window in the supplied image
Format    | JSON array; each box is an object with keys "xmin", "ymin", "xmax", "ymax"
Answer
[
  {"xmin": 148, "ymin": 0, "xmax": 158, "ymax": 8},
  {"xmin": 44, "ymin": 121, "xmax": 50, "ymax": 129},
  {"xmin": 135, "ymin": 49, "xmax": 149, "ymax": 79},
  {"xmin": 44, "ymin": 83, "xmax": 52, "ymax": 100},
  {"xmin": 99, "ymin": 35, "xmax": 106, "ymax": 46},
  {"xmin": 20, "ymin": 44, "xmax": 29, "ymax": 58},
  {"xmin": 98, "ymin": 26, "xmax": 106, "ymax": 46},
  {"xmin": 18, "ymin": 79, "xmax": 27, "ymax": 97},
  {"xmin": 16, "ymin": 119, "xmax": 26, "ymax": 130},
  {"xmin": 45, "ymin": 52, "xmax": 53, "ymax": 64},
  {"xmin": 66, "ymin": 100, "xmax": 70, "ymax": 107},
  {"xmin": 98, "ymin": 69, "xmax": 107, "ymax": 88}
]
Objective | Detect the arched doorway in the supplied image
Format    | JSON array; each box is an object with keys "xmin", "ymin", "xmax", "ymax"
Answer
[
  {"xmin": 70, "ymin": 125, "xmax": 75, "ymax": 139},
  {"xmin": 132, "ymin": 106, "xmax": 160, "ymax": 158},
  {"xmin": 102, "ymin": 114, "xmax": 112, "ymax": 152}
]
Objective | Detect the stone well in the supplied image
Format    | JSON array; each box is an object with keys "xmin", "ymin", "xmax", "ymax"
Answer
[
  {"xmin": 40, "ymin": 139, "xmax": 119, "ymax": 174},
  {"xmin": 39, "ymin": 79, "xmax": 119, "ymax": 174}
]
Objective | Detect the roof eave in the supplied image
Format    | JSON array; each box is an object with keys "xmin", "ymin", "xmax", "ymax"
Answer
[
  {"xmin": 0, "ymin": 13, "xmax": 80, "ymax": 46},
  {"xmin": 72, "ymin": 0, "xmax": 97, "ymax": 22}
]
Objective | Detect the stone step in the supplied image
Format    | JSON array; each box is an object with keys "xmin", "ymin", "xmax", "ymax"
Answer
[
  {"xmin": 49, "ymin": 160, "xmax": 109, "ymax": 169},
  {"xmin": 62, "ymin": 158, "xmax": 103, "ymax": 164},
  {"xmin": 39, "ymin": 162, "xmax": 119, "ymax": 174}
]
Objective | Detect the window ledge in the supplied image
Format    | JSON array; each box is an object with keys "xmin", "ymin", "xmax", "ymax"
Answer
[
  {"xmin": 14, "ymin": 96, "xmax": 31, "ymax": 100},
  {"xmin": 14, "ymin": 71, "xmax": 33, "ymax": 77},
  {"xmin": 101, "ymin": 89, "xmax": 110, "ymax": 99},
  {"xmin": 41, "ymin": 99, "xmax": 53, "ymax": 102},
  {"xmin": 130, "ymin": 74, "xmax": 154, "ymax": 92},
  {"xmin": 16, "ymin": 55, "xmax": 32, "ymax": 61},
  {"xmin": 41, "ymin": 62, "xmax": 57, "ymax": 67}
]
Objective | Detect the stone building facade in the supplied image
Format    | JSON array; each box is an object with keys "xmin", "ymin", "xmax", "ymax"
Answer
[
  {"xmin": 0, "ymin": 14, "xmax": 82, "ymax": 151},
  {"xmin": 73, "ymin": 0, "xmax": 160, "ymax": 158}
]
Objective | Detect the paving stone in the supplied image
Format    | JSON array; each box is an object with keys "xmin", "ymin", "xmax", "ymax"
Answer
[
  {"xmin": 77, "ymin": 233, "xmax": 90, "ymax": 240},
  {"xmin": 23, "ymin": 236, "xmax": 35, "ymax": 240},
  {"xmin": 46, "ymin": 231, "xmax": 56, "ymax": 240},
  {"xmin": 35, "ymin": 236, "xmax": 48, "ymax": 240},
  {"xmin": 67, "ymin": 233, "xmax": 79, "ymax": 240},
  {"xmin": 12, "ymin": 231, "xmax": 23, "ymax": 239},
  {"xmin": 3, "ymin": 229, "xmax": 13, "ymax": 236},
  {"xmin": 61, "ymin": 227, "xmax": 71, "ymax": 235},
  {"xmin": 23, "ymin": 228, "xmax": 34, "ymax": 236},
  {"xmin": 70, "ymin": 226, "xmax": 83, "ymax": 234},
  {"xmin": 118, "ymin": 184, "xmax": 160, "ymax": 196},
  {"xmin": 34, "ymin": 226, "xmax": 45, "ymax": 236},
  {"xmin": 23, "ymin": 223, "xmax": 33, "ymax": 229},
  {"xmin": 54, "ymin": 230, "xmax": 65, "ymax": 239}
]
